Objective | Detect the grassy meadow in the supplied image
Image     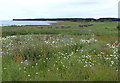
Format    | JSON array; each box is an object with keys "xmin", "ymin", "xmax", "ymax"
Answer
[{"xmin": 1, "ymin": 21, "xmax": 119, "ymax": 81}]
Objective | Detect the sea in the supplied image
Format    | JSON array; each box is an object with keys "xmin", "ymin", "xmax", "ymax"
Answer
[{"xmin": 0, "ymin": 20, "xmax": 56, "ymax": 26}]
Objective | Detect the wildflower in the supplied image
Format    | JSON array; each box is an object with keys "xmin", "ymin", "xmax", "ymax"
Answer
[
  {"xmin": 101, "ymin": 52, "xmax": 104, "ymax": 54},
  {"xmin": 64, "ymin": 57, "xmax": 66, "ymax": 59},
  {"xmin": 52, "ymin": 41, "xmax": 55, "ymax": 43},
  {"xmin": 111, "ymin": 61, "xmax": 114, "ymax": 64},
  {"xmin": 28, "ymin": 74, "xmax": 30, "ymax": 77},
  {"xmin": 63, "ymin": 65, "xmax": 65, "ymax": 67},
  {"xmin": 110, "ymin": 55, "xmax": 113, "ymax": 57},
  {"xmin": 36, "ymin": 63, "xmax": 38, "ymax": 65},
  {"xmin": 36, "ymin": 72, "xmax": 39, "ymax": 75},
  {"xmin": 24, "ymin": 67, "xmax": 26, "ymax": 69},
  {"xmin": 21, "ymin": 62, "xmax": 23, "ymax": 64},
  {"xmin": 93, "ymin": 50, "xmax": 96, "ymax": 52},
  {"xmin": 106, "ymin": 43, "xmax": 110, "ymax": 46},
  {"xmin": 24, "ymin": 60, "xmax": 29, "ymax": 65},
  {"xmin": 76, "ymin": 49, "xmax": 79, "ymax": 52}
]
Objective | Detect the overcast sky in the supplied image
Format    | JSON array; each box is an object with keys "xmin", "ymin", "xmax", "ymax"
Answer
[{"xmin": 0, "ymin": 0, "xmax": 119, "ymax": 20}]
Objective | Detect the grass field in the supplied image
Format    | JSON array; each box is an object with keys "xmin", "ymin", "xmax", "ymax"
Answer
[{"xmin": 1, "ymin": 21, "xmax": 119, "ymax": 81}]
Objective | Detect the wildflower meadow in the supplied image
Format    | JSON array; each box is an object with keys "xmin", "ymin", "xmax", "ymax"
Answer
[{"xmin": 1, "ymin": 21, "xmax": 119, "ymax": 81}]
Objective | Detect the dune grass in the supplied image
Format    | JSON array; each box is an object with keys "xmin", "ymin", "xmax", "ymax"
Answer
[{"xmin": 1, "ymin": 21, "xmax": 119, "ymax": 81}]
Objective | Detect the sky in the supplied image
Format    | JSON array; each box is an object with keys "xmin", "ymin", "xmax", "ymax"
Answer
[{"xmin": 0, "ymin": 0, "xmax": 119, "ymax": 20}]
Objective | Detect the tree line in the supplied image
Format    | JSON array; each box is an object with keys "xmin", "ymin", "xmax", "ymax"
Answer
[{"xmin": 13, "ymin": 18, "xmax": 120, "ymax": 22}]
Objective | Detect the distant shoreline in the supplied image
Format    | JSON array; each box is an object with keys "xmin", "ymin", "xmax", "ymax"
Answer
[{"xmin": 13, "ymin": 18, "xmax": 120, "ymax": 22}]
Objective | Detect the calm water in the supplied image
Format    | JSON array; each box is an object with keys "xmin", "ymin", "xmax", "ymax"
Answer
[{"xmin": 0, "ymin": 20, "xmax": 56, "ymax": 26}]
